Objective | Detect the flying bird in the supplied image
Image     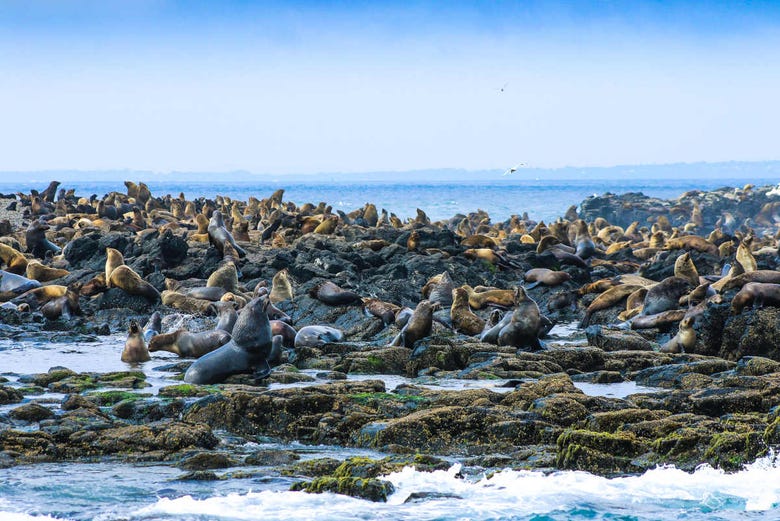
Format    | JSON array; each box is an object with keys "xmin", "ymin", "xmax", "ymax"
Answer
[{"xmin": 502, "ymin": 163, "xmax": 526, "ymax": 176}]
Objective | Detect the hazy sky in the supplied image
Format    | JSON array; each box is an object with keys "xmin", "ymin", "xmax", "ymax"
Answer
[{"xmin": 2, "ymin": 0, "xmax": 780, "ymax": 174}]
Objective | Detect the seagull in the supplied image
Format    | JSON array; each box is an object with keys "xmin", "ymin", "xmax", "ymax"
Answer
[
  {"xmin": 502, "ymin": 163, "xmax": 526, "ymax": 176},
  {"xmin": 500, "ymin": 82, "xmax": 508, "ymax": 93}
]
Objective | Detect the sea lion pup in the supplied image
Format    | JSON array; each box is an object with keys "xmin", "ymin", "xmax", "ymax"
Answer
[
  {"xmin": 523, "ymin": 268, "xmax": 571, "ymax": 289},
  {"xmin": 143, "ymin": 311, "xmax": 162, "ymax": 343},
  {"xmin": 26, "ymin": 220, "xmax": 61, "ymax": 259},
  {"xmin": 25, "ymin": 260, "xmax": 69, "ymax": 283},
  {"xmin": 479, "ymin": 287, "xmax": 543, "ymax": 350},
  {"xmin": 309, "ymin": 280, "xmax": 362, "ymax": 306},
  {"xmin": 121, "ymin": 320, "xmax": 151, "ymax": 363},
  {"xmin": 579, "ymin": 284, "xmax": 645, "ymax": 328},
  {"xmin": 423, "ymin": 271, "xmax": 455, "ymax": 307},
  {"xmin": 390, "ymin": 299, "xmax": 435, "ymax": 348},
  {"xmin": 210, "ymin": 301, "xmax": 238, "ymax": 333},
  {"xmin": 41, "ymin": 281, "xmax": 82, "ymax": 320},
  {"xmin": 269, "ymin": 268, "xmax": 293, "ymax": 303},
  {"xmin": 547, "ymin": 289, "xmax": 578, "ymax": 312},
  {"xmin": 184, "ymin": 297, "xmax": 274, "ymax": 384},
  {"xmin": 640, "ymin": 276, "xmax": 692, "ymax": 316},
  {"xmin": 148, "ymin": 328, "xmax": 231, "ymax": 358},
  {"xmin": 293, "ymin": 325, "xmax": 344, "ymax": 348},
  {"xmin": 208, "ymin": 210, "xmax": 246, "ymax": 258},
  {"xmin": 673, "ymin": 252, "xmax": 700, "ymax": 287},
  {"xmin": 659, "ymin": 316, "xmax": 696, "ymax": 354},
  {"xmin": 161, "ymin": 290, "xmax": 214, "ymax": 314},
  {"xmin": 0, "ymin": 243, "xmax": 28, "ymax": 275},
  {"xmin": 362, "ymin": 297, "xmax": 400, "ymax": 326},
  {"xmin": 461, "ymin": 285, "xmax": 515, "ymax": 310},
  {"xmin": 450, "ymin": 287, "xmax": 485, "ymax": 336},
  {"xmin": 731, "ymin": 282, "xmax": 780, "ymax": 314}
]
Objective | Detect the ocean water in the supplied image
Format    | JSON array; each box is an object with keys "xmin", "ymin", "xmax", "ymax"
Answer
[
  {"xmin": 1, "ymin": 177, "xmax": 777, "ymax": 223},
  {"xmin": 3, "ymin": 177, "xmax": 780, "ymax": 520}
]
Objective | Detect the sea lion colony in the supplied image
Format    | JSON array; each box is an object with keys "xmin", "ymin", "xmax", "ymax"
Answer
[{"xmin": 2, "ymin": 181, "xmax": 780, "ymax": 382}]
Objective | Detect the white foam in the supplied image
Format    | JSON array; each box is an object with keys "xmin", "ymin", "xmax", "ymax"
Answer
[
  {"xmin": 767, "ymin": 184, "xmax": 780, "ymax": 197},
  {"xmin": 131, "ymin": 454, "xmax": 780, "ymax": 520}
]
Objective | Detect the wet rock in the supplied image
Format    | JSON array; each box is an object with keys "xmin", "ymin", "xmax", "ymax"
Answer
[
  {"xmin": 9, "ymin": 403, "xmax": 54, "ymax": 423},
  {"xmin": 586, "ymin": 326, "xmax": 654, "ymax": 352},
  {"xmin": 0, "ymin": 385, "xmax": 23, "ymax": 405},
  {"xmin": 178, "ymin": 452, "xmax": 238, "ymax": 470}
]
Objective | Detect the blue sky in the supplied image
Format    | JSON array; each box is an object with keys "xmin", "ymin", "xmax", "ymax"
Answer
[{"xmin": 1, "ymin": 1, "xmax": 779, "ymax": 174}]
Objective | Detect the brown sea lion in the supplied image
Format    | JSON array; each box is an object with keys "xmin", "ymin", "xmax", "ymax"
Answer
[
  {"xmin": 578, "ymin": 278, "xmax": 620, "ymax": 296},
  {"xmin": 450, "ymin": 287, "xmax": 485, "ymax": 336},
  {"xmin": 41, "ymin": 281, "xmax": 82, "ymax": 320},
  {"xmin": 462, "ymin": 285, "xmax": 515, "ymax": 310},
  {"xmin": 9, "ymin": 284, "xmax": 66, "ymax": 308},
  {"xmin": 631, "ymin": 309, "xmax": 687, "ymax": 329},
  {"xmin": 270, "ymin": 268, "xmax": 293, "ymax": 303},
  {"xmin": 0, "ymin": 243, "xmax": 28, "ymax": 275},
  {"xmin": 271, "ymin": 319, "xmax": 297, "ymax": 347},
  {"xmin": 735, "ymin": 241, "xmax": 757, "ymax": 273},
  {"xmin": 579, "ymin": 284, "xmax": 644, "ymax": 327},
  {"xmin": 659, "ymin": 316, "xmax": 696, "ymax": 353},
  {"xmin": 208, "ymin": 210, "xmax": 246, "ymax": 257},
  {"xmin": 309, "ymin": 280, "xmax": 362, "ymax": 306},
  {"xmin": 721, "ymin": 270, "xmax": 780, "ymax": 292},
  {"xmin": 81, "ymin": 273, "xmax": 107, "ymax": 296},
  {"xmin": 161, "ymin": 290, "xmax": 215, "ymax": 314},
  {"xmin": 664, "ymin": 235, "xmax": 718, "ymax": 256},
  {"xmin": 109, "ymin": 265, "xmax": 161, "ymax": 301},
  {"xmin": 25, "ymin": 260, "xmax": 69, "ymax": 283},
  {"xmin": 148, "ymin": 328, "xmax": 231, "ymax": 358},
  {"xmin": 206, "ymin": 262, "xmax": 239, "ymax": 293},
  {"xmin": 391, "ymin": 299, "xmax": 435, "ymax": 348},
  {"xmin": 425, "ymin": 271, "xmax": 455, "ymax": 307},
  {"xmin": 105, "ymin": 248, "xmax": 125, "ymax": 287},
  {"xmin": 362, "ymin": 297, "xmax": 401, "ymax": 326},
  {"xmin": 524, "ymin": 268, "xmax": 572, "ymax": 288},
  {"xmin": 121, "ymin": 320, "xmax": 151, "ymax": 363},
  {"xmin": 673, "ymin": 252, "xmax": 699, "ymax": 287},
  {"xmin": 731, "ymin": 282, "xmax": 780, "ymax": 314},
  {"xmin": 480, "ymin": 287, "xmax": 543, "ymax": 350}
]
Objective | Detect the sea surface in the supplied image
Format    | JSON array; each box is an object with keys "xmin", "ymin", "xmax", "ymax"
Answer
[
  {"xmin": 1, "ymin": 177, "xmax": 778, "ymax": 223},
  {"xmin": 3, "ymin": 177, "xmax": 780, "ymax": 520}
]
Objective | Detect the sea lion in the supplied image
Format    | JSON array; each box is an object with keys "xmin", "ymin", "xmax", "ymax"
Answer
[
  {"xmin": 424, "ymin": 271, "xmax": 456, "ymax": 307},
  {"xmin": 524, "ymin": 268, "xmax": 572, "ymax": 288},
  {"xmin": 394, "ymin": 307, "xmax": 414, "ymax": 328},
  {"xmin": 578, "ymin": 278, "xmax": 620, "ymax": 296},
  {"xmin": 462, "ymin": 285, "xmax": 515, "ymax": 310},
  {"xmin": 184, "ymin": 297, "xmax": 274, "ymax": 384},
  {"xmin": 109, "ymin": 265, "xmax": 161, "ymax": 301},
  {"xmin": 206, "ymin": 262, "xmax": 239, "ymax": 293},
  {"xmin": 630, "ymin": 309, "xmax": 687, "ymax": 329},
  {"xmin": 641, "ymin": 277, "xmax": 692, "ymax": 316},
  {"xmin": 293, "ymin": 325, "xmax": 344, "ymax": 348},
  {"xmin": 121, "ymin": 320, "xmax": 151, "ymax": 363},
  {"xmin": 208, "ymin": 210, "xmax": 246, "ymax": 257},
  {"xmin": 25, "ymin": 260, "xmax": 69, "ymax": 283},
  {"xmin": 9, "ymin": 284, "xmax": 66, "ymax": 308},
  {"xmin": 546, "ymin": 290, "xmax": 578, "ymax": 312},
  {"xmin": 309, "ymin": 280, "xmax": 362, "ymax": 306},
  {"xmin": 579, "ymin": 284, "xmax": 644, "ymax": 328},
  {"xmin": 26, "ymin": 220, "xmax": 61, "ymax": 259},
  {"xmin": 673, "ymin": 252, "xmax": 699, "ymax": 287},
  {"xmin": 735, "ymin": 241, "xmax": 757, "ymax": 273},
  {"xmin": 202, "ymin": 303, "xmax": 234, "ymax": 335},
  {"xmin": 659, "ymin": 316, "xmax": 696, "ymax": 353},
  {"xmin": 271, "ymin": 319, "xmax": 297, "ymax": 347},
  {"xmin": 41, "ymin": 281, "xmax": 82, "ymax": 320},
  {"xmin": 450, "ymin": 287, "xmax": 485, "ymax": 336},
  {"xmin": 0, "ymin": 243, "xmax": 28, "ymax": 275},
  {"xmin": 269, "ymin": 268, "xmax": 293, "ymax": 303},
  {"xmin": 664, "ymin": 235, "xmax": 718, "ymax": 256},
  {"xmin": 81, "ymin": 273, "xmax": 107, "ymax": 296},
  {"xmin": 148, "ymin": 328, "xmax": 231, "ymax": 357},
  {"xmin": 721, "ymin": 270, "xmax": 780, "ymax": 292},
  {"xmin": 186, "ymin": 286, "xmax": 228, "ymax": 301},
  {"xmin": 573, "ymin": 220, "xmax": 597, "ymax": 259},
  {"xmin": 362, "ymin": 297, "xmax": 400, "ymax": 326},
  {"xmin": 161, "ymin": 290, "xmax": 215, "ymax": 314},
  {"xmin": 143, "ymin": 311, "xmax": 162, "ymax": 343},
  {"xmin": 731, "ymin": 282, "xmax": 780, "ymax": 314},
  {"xmin": 104, "ymin": 248, "xmax": 125, "ymax": 287},
  {"xmin": 391, "ymin": 300, "xmax": 436, "ymax": 348},
  {"xmin": 480, "ymin": 287, "xmax": 543, "ymax": 350}
]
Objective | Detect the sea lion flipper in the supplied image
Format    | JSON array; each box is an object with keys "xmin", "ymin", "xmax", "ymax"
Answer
[{"xmin": 253, "ymin": 360, "xmax": 272, "ymax": 380}]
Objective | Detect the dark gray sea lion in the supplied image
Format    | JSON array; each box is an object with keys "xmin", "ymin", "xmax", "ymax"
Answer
[
  {"xmin": 143, "ymin": 311, "xmax": 162, "ymax": 343},
  {"xmin": 210, "ymin": 301, "xmax": 238, "ymax": 333},
  {"xmin": 309, "ymin": 280, "xmax": 362, "ymax": 306},
  {"xmin": 0, "ymin": 270, "xmax": 41, "ymax": 294},
  {"xmin": 26, "ymin": 220, "xmax": 61, "ymax": 259},
  {"xmin": 121, "ymin": 320, "xmax": 151, "ymax": 363},
  {"xmin": 480, "ymin": 287, "xmax": 543, "ymax": 350},
  {"xmin": 641, "ymin": 277, "xmax": 692, "ymax": 316},
  {"xmin": 293, "ymin": 325, "xmax": 344, "ymax": 348},
  {"xmin": 41, "ymin": 281, "xmax": 82, "ymax": 320},
  {"xmin": 208, "ymin": 210, "xmax": 246, "ymax": 257},
  {"xmin": 390, "ymin": 300, "xmax": 435, "ymax": 348},
  {"xmin": 186, "ymin": 286, "xmax": 228, "ymax": 301},
  {"xmin": 184, "ymin": 297, "xmax": 273, "ymax": 384},
  {"xmin": 148, "ymin": 328, "xmax": 231, "ymax": 358},
  {"xmin": 424, "ymin": 271, "xmax": 455, "ymax": 307}
]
